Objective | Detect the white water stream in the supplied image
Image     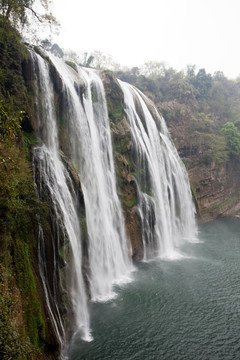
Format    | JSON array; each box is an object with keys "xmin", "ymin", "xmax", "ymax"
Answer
[
  {"xmin": 47, "ymin": 56, "xmax": 133, "ymax": 303},
  {"xmin": 31, "ymin": 52, "xmax": 91, "ymax": 348},
  {"xmin": 119, "ymin": 80, "xmax": 198, "ymax": 259}
]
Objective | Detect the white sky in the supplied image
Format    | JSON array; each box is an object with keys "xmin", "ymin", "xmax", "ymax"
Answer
[{"xmin": 51, "ymin": 0, "xmax": 240, "ymax": 78}]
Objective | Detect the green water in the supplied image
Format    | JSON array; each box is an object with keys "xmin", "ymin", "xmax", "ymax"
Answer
[{"xmin": 68, "ymin": 218, "xmax": 240, "ymax": 359}]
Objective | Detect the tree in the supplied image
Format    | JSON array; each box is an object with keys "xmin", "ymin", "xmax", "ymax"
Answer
[
  {"xmin": 186, "ymin": 64, "xmax": 196, "ymax": 79},
  {"xmin": 213, "ymin": 71, "xmax": 226, "ymax": 80},
  {"xmin": 82, "ymin": 50, "xmax": 120, "ymax": 70},
  {"xmin": 142, "ymin": 61, "xmax": 166, "ymax": 78},
  {"xmin": 0, "ymin": 0, "xmax": 58, "ymax": 29},
  {"xmin": 221, "ymin": 122, "xmax": 240, "ymax": 158},
  {"xmin": 191, "ymin": 68, "xmax": 212, "ymax": 99}
]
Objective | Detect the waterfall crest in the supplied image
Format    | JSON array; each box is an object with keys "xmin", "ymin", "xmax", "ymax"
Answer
[{"xmin": 119, "ymin": 80, "xmax": 197, "ymax": 260}]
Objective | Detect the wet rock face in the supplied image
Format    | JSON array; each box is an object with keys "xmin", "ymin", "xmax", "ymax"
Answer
[
  {"xmin": 22, "ymin": 55, "xmax": 39, "ymax": 132},
  {"xmin": 102, "ymin": 71, "xmax": 125, "ymax": 124},
  {"xmin": 125, "ymin": 206, "xmax": 143, "ymax": 261},
  {"xmin": 163, "ymin": 113, "xmax": 240, "ymax": 223},
  {"xmin": 189, "ymin": 161, "xmax": 240, "ymax": 223},
  {"xmin": 49, "ymin": 62, "xmax": 64, "ymax": 94},
  {"xmin": 102, "ymin": 71, "xmax": 145, "ymax": 258}
]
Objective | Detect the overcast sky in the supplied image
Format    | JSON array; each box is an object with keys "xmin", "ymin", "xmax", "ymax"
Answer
[{"xmin": 51, "ymin": 0, "xmax": 240, "ymax": 78}]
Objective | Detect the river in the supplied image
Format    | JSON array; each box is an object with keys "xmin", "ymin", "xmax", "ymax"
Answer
[{"xmin": 68, "ymin": 218, "xmax": 240, "ymax": 359}]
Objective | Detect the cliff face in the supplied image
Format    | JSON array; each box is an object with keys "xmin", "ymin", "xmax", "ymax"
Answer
[
  {"xmin": 189, "ymin": 162, "xmax": 240, "ymax": 222},
  {"xmin": 168, "ymin": 121, "xmax": 240, "ymax": 223}
]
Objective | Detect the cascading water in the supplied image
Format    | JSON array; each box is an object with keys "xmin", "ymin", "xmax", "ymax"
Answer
[
  {"xmin": 28, "ymin": 47, "xmax": 198, "ymax": 359},
  {"xmin": 119, "ymin": 80, "xmax": 197, "ymax": 259},
  {"xmin": 31, "ymin": 52, "xmax": 91, "ymax": 350},
  {"xmin": 46, "ymin": 55, "xmax": 133, "ymax": 302}
]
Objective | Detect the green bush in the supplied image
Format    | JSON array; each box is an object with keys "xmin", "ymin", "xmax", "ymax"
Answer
[{"xmin": 221, "ymin": 122, "xmax": 240, "ymax": 158}]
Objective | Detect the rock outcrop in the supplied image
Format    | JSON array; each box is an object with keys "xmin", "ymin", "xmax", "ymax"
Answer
[{"xmin": 168, "ymin": 121, "xmax": 240, "ymax": 223}]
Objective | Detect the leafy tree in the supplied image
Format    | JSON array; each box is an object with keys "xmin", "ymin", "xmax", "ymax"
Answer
[
  {"xmin": 191, "ymin": 68, "xmax": 212, "ymax": 99},
  {"xmin": 86, "ymin": 50, "xmax": 120, "ymax": 70},
  {"xmin": 142, "ymin": 61, "xmax": 166, "ymax": 78},
  {"xmin": 221, "ymin": 122, "xmax": 240, "ymax": 157},
  {"xmin": 0, "ymin": 0, "xmax": 58, "ymax": 29},
  {"xmin": 0, "ymin": 15, "xmax": 26, "ymax": 99},
  {"xmin": 186, "ymin": 64, "xmax": 196, "ymax": 79},
  {"xmin": 213, "ymin": 71, "xmax": 226, "ymax": 80}
]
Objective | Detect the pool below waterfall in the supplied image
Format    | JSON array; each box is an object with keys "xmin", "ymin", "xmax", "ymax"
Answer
[{"xmin": 68, "ymin": 218, "xmax": 240, "ymax": 360}]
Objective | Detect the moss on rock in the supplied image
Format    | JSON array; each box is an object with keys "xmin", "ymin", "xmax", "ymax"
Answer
[
  {"xmin": 0, "ymin": 140, "xmax": 50, "ymax": 357},
  {"xmin": 13, "ymin": 239, "xmax": 45, "ymax": 348}
]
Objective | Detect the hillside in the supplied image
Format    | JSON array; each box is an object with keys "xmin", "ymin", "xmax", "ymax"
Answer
[{"xmin": 117, "ymin": 65, "xmax": 240, "ymax": 221}]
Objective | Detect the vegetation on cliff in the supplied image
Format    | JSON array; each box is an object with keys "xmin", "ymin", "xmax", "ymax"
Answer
[
  {"xmin": 117, "ymin": 64, "xmax": 240, "ymax": 165},
  {"xmin": 116, "ymin": 63, "xmax": 240, "ymax": 221},
  {"xmin": 0, "ymin": 15, "xmax": 55, "ymax": 360},
  {"xmin": 0, "ymin": 121, "xmax": 48, "ymax": 359}
]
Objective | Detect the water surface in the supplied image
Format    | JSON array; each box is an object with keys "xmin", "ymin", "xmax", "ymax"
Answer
[{"xmin": 68, "ymin": 218, "xmax": 240, "ymax": 359}]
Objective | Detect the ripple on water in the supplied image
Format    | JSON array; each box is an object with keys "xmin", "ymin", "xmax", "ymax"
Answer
[{"xmin": 68, "ymin": 218, "xmax": 240, "ymax": 360}]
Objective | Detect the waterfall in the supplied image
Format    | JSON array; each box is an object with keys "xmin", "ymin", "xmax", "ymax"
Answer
[
  {"xmin": 31, "ymin": 52, "xmax": 91, "ymax": 348},
  {"xmin": 46, "ymin": 56, "xmax": 133, "ymax": 302},
  {"xmin": 119, "ymin": 80, "xmax": 197, "ymax": 260},
  {"xmin": 28, "ymin": 48, "xmax": 198, "ymax": 358}
]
